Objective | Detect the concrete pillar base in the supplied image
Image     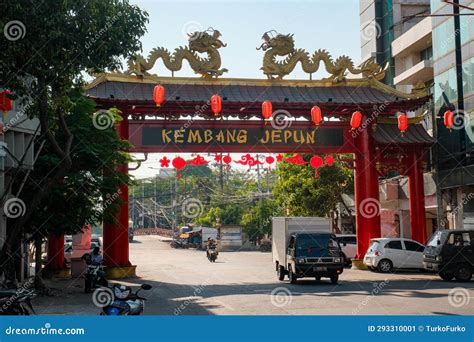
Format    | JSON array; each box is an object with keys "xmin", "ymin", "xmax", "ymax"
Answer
[
  {"xmin": 105, "ymin": 265, "xmax": 137, "ymax": 279},
  {"xmin": 351, "ymin": 259, "xmax": 368, "ymax": 270}
]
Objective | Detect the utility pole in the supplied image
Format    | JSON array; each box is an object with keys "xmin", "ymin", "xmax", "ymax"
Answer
[
  {"xmin": 219, "ymin": 153, "xmax": 224, "ymax": 191},
  {"xmin": 154, "ymin": 176, "xmax": 157, "ymax": 228},
  {"xmin": 142, "ymin": 179, "xmax": 145, "ymax": 228}
]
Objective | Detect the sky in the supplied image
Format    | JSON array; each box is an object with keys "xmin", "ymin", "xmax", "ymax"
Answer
[{"xmin": 127, "ymin": 0, "xmax": 361, "ymax": 178}]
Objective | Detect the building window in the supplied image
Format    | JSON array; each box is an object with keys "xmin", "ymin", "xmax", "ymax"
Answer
[{"xmin": 420, "ymin": 47, "xmax": 433, "ymax": 61}]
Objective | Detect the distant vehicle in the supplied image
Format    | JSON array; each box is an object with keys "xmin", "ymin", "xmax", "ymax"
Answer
[
  {"xmin": 363, "ymin": 238, "xmax": 425, "ymax": 273},
  {"xmin": 128, "ymin": 220, "xmax": 134, "ymax": 242},
  {"xmin": 423, "ymin": 229, "xmax": 474, "ymax": 282},
  {"xmin": 272, "ymin": 217, "xmax": 344, "ymax": 284},
  {"xmin": 207, "ymin": 246, "xmax": 218, "ymax": 262},
  {"xmin": 335, "ymin": 234, "xmax": 356, "ymax": 266}
]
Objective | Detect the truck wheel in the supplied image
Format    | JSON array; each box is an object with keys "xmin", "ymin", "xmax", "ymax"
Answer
[
  {"xmin": 454, "ymin": 265, "xmax": 472, "ymax": 282},
  {"xmin": 315, "ymin": 276, "xmax": 321, "ymax": 281},
  {"xmin": 377, "ymin": 259, "xmax": 393, "ymax": 273},
  {"xmin": 329, "ymin": 273, "xmax": 339, "ymax": 284},
  {"xmin": 288, "ymin": 265, "xmax": 297, "ymax": 284},
  {"xmin": 278, "ymin": 265, "xmax": 285, "ymax": 281},
  {"xmin": 439, "ymin": 271, "xmax": 454, "ymax": 281}
]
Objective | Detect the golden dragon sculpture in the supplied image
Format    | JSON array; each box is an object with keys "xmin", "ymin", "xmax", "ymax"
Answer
[
  {"xmin": 126, "ymin": 28, "xmax": 228, "ymax": 78},
  {"xmin": 257, "ymin": 31, "xmax": 387, "ymax": 81}
]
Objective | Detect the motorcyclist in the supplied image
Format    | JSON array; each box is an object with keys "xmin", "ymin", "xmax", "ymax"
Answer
[
  {"xmin": 91, "ymin": 247, "xmax": 103, "ymax": 265},
  {"xmin": 206, "ymin": 238, "xmax": 217, "ymax": 258}
]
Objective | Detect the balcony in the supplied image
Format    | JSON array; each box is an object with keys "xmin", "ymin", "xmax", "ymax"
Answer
[{"xmin": 394, "ymin": 59, "xmax": 434, "ymax": 85}]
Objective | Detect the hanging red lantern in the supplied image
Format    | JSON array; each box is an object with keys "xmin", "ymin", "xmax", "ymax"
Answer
[
  {"xmin": 223, "ymin": 154, "xmax": 232, "ymax": 171},
  {"xmin": 211, "ymin": 94, "xmax": 222, "ymax": 116},
  {"xmin": 444, "ymin": 110, "xmax": 454, "ymax": 130},
  {"xmin": 0, "ymin": 91, "xmax": 13, "ymax": 112},
  {"xmin": 311, "ymin": 106, "xmax": 323, "ymax": 126},
  {"xmin": 324, "ymin": 155, "xmax": 335, "ymax": 166},
  {"xmin": 262, "ymin": 101, "xmax": 273, "ymax": 120},
  {"xmin": 350, "ymin": 111, "xmax": 363, "ymax": 130},
  {"xmin": 172, "ymin": 156, "xmax": 186, "ymax": 180},
  {"xmin": 398, "ymin": 113, "xmax": 408, "ymax": 134},
  {"xmin": 310, "ymin": 155, "xmax": 324, "ymax": 177},
  {"xmin": 265, "ymin": 156, "xmax": 275, "ymax": 170},
  {"xmin": 153, "ymin": 85, "xmax": 165, "ymax": 107}
]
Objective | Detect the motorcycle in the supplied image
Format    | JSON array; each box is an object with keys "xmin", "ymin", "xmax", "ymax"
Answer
[
  {"xmin": 100, "ymin": 283, "xmax": 152, "ymax": 315},
  {"xmin": 207, "ymin": 247, "xmax": 218, "ymax": 262},
  {"xmin": 81, "ymin": 253, "xmax": 108, "ymax": 293},
  {"xmin": 0, "ymin": 288, "xmax": 36, "ymax": 315}
]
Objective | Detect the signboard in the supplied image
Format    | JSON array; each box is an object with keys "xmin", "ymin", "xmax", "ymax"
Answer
[{"xmin": 129, "ymin": 120, "xmax": 354, "ymax": 153}]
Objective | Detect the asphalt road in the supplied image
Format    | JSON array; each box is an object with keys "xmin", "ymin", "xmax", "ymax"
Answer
[{"xmin": 35, "ymin": 235, "xmax": 473, "ymax": 315}]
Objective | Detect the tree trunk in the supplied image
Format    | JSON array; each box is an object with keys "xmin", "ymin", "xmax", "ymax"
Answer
[{"xmin": 34, "ymin": 236, "xmax": 42, "ymax": 276}]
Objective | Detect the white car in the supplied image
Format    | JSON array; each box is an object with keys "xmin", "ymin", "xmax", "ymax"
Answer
[
  {"xmin": 363, "ymin": 238, "xmax": 425, "ymax": 273},
  {"xmin": 336, "ymin": 234, "xmax": 357, "ymax": 266}
]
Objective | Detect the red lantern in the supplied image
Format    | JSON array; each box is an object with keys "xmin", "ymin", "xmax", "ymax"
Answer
[
  {"xmin": 350, "ymin": 111, "xmax": 363, "ymax": 130},
  {"xmin": 311, "ymin": 106, "xmax": 323, "ymax": 126},
  {"xmin": 444, "ymin": 110, "xmax": 454, "ymax": 130},
  {"xmin": 153, "ymin": 85, "xmax": 165, "ymax": 107},
  {"xmin": 262, "ymin": 101, "xmax": 273, "ymax": 120},
  {"xmin": 310, "ymin": 155, "xmax": 324, "ymax": 177},
  {"xmin": 223, "ymin": 154, "xmax": 232, "ymax": 171},
  {"xmin": 0, "ymin": 91, "xmax": 13, "ymax": 112},
  {"xmin": 398, "ymin": 113, "xmax": 408, "ymax": 134},
  {"xmin": 265, "ymin": 156, "xmax": 275, "ymax": 170},
  {"xmin": 324, "ymin": 155, "xmax": 335, "ymax": 166},
  {"xmin": 172, "ymin": 156, "xmax": 186, "ymax": 180},
  {"xmin": 211, "ymin": 94, "xmax": 222, "ymax": 116}
]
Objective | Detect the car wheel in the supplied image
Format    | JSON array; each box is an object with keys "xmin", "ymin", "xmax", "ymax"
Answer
[
  {"xmin": 278, "ymin": 265, "xmax": 285, "ymax": 281},
  {"xmin": 439, "ymin": 271, "xmax": 454, "ymax": 281},
  {"xmin": 454, "ymin": 265, "xmax": 472, "ymax": 282},
  {"xmin": 377, "ymin": 259, "xmax": 393, "ymax": 273},
  {"xmin": 288, "ymin": 265, "xmax": 297, "ymax": 284},
  {"xmin": 330, "ymin": 273, "xmax": 339, "ymax": 285}
]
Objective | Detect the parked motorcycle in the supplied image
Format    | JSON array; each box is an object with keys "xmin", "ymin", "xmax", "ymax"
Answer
[
  {"xmin": 82, "ymin": 253, "xmax": 108, "ymax": 293},
  {"xmin": 0, "ymin": 288, "xmax": 36, "ymax": 315},
  {"xmin": 207, "ymin": 247, "xmax": 218, "ymax": 262},
  {"xmin": 100, "ymin": 283, "xmax": 152, "ymax": 315}
]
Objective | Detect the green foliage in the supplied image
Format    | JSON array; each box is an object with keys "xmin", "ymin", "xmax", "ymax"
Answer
[
  {"xmin": 273, "ymin": 154, "xmax": 353, "ymax": 217},
  {"xmin": 21, "ymin": 94, "xmax": 132, "ymax": 237}
]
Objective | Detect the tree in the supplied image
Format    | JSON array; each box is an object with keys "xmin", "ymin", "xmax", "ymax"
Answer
[
  {"xmin": 241, "ymin": 198, "xmax": 283, "ymax": 241},
  {"xmin": 273, "ymin": 154, "xmax": 353, "ymax": 217},
  {"xmin": 0, "ymin": 0, "xmax": 148, "ymax": 264}
]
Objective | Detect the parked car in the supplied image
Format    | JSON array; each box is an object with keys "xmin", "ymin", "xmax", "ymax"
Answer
[
  {"xmin": 363, "ymin": 238, "xmax": 425, "ymax": 273},
  {"xmin": 335, "ymin": 234, "xmax": 356, "ymax": 266},
  {"xmin": 423, "ymin": 229, "xmax": 474, "ymax": 282}
]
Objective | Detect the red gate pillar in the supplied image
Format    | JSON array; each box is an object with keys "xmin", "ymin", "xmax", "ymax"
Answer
[
  {"xmin": 407, "ymin": 150, "xmax": 427, "ymax": 244},
  {"xmin": 103, "ymin": 113, "xmax": 135, "ymax": 278},
  {"xmin": 44, "ymin": 233, "xmax": 67, "ymax": 277},
  {"xmin": 353, "ymin": 119, "xmax": 381, "ymax": 263}
]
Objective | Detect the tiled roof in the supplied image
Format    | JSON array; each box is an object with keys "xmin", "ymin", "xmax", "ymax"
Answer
[{"xmin": 372, "ymin": 124, "xmax": 434, "ymax": 145}]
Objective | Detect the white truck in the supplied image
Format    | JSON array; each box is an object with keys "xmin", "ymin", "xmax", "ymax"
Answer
[{"xmin": 272, "ymin": 217, "xmax": 344, "ymax": 284}]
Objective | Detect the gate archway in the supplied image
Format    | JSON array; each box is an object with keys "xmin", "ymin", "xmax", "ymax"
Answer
[{"xmin": 84, "ymin": 74, "xmax": 432, "ymax": 277}]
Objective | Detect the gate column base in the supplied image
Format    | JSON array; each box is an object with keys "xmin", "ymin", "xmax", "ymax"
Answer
[
  {"xmin": 351, "ymin": 259, "xmax": 369, "ymax": 270},
  {"xmin": 105, "ymin": 265, "xmax": 137, "ymax": 279}
]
